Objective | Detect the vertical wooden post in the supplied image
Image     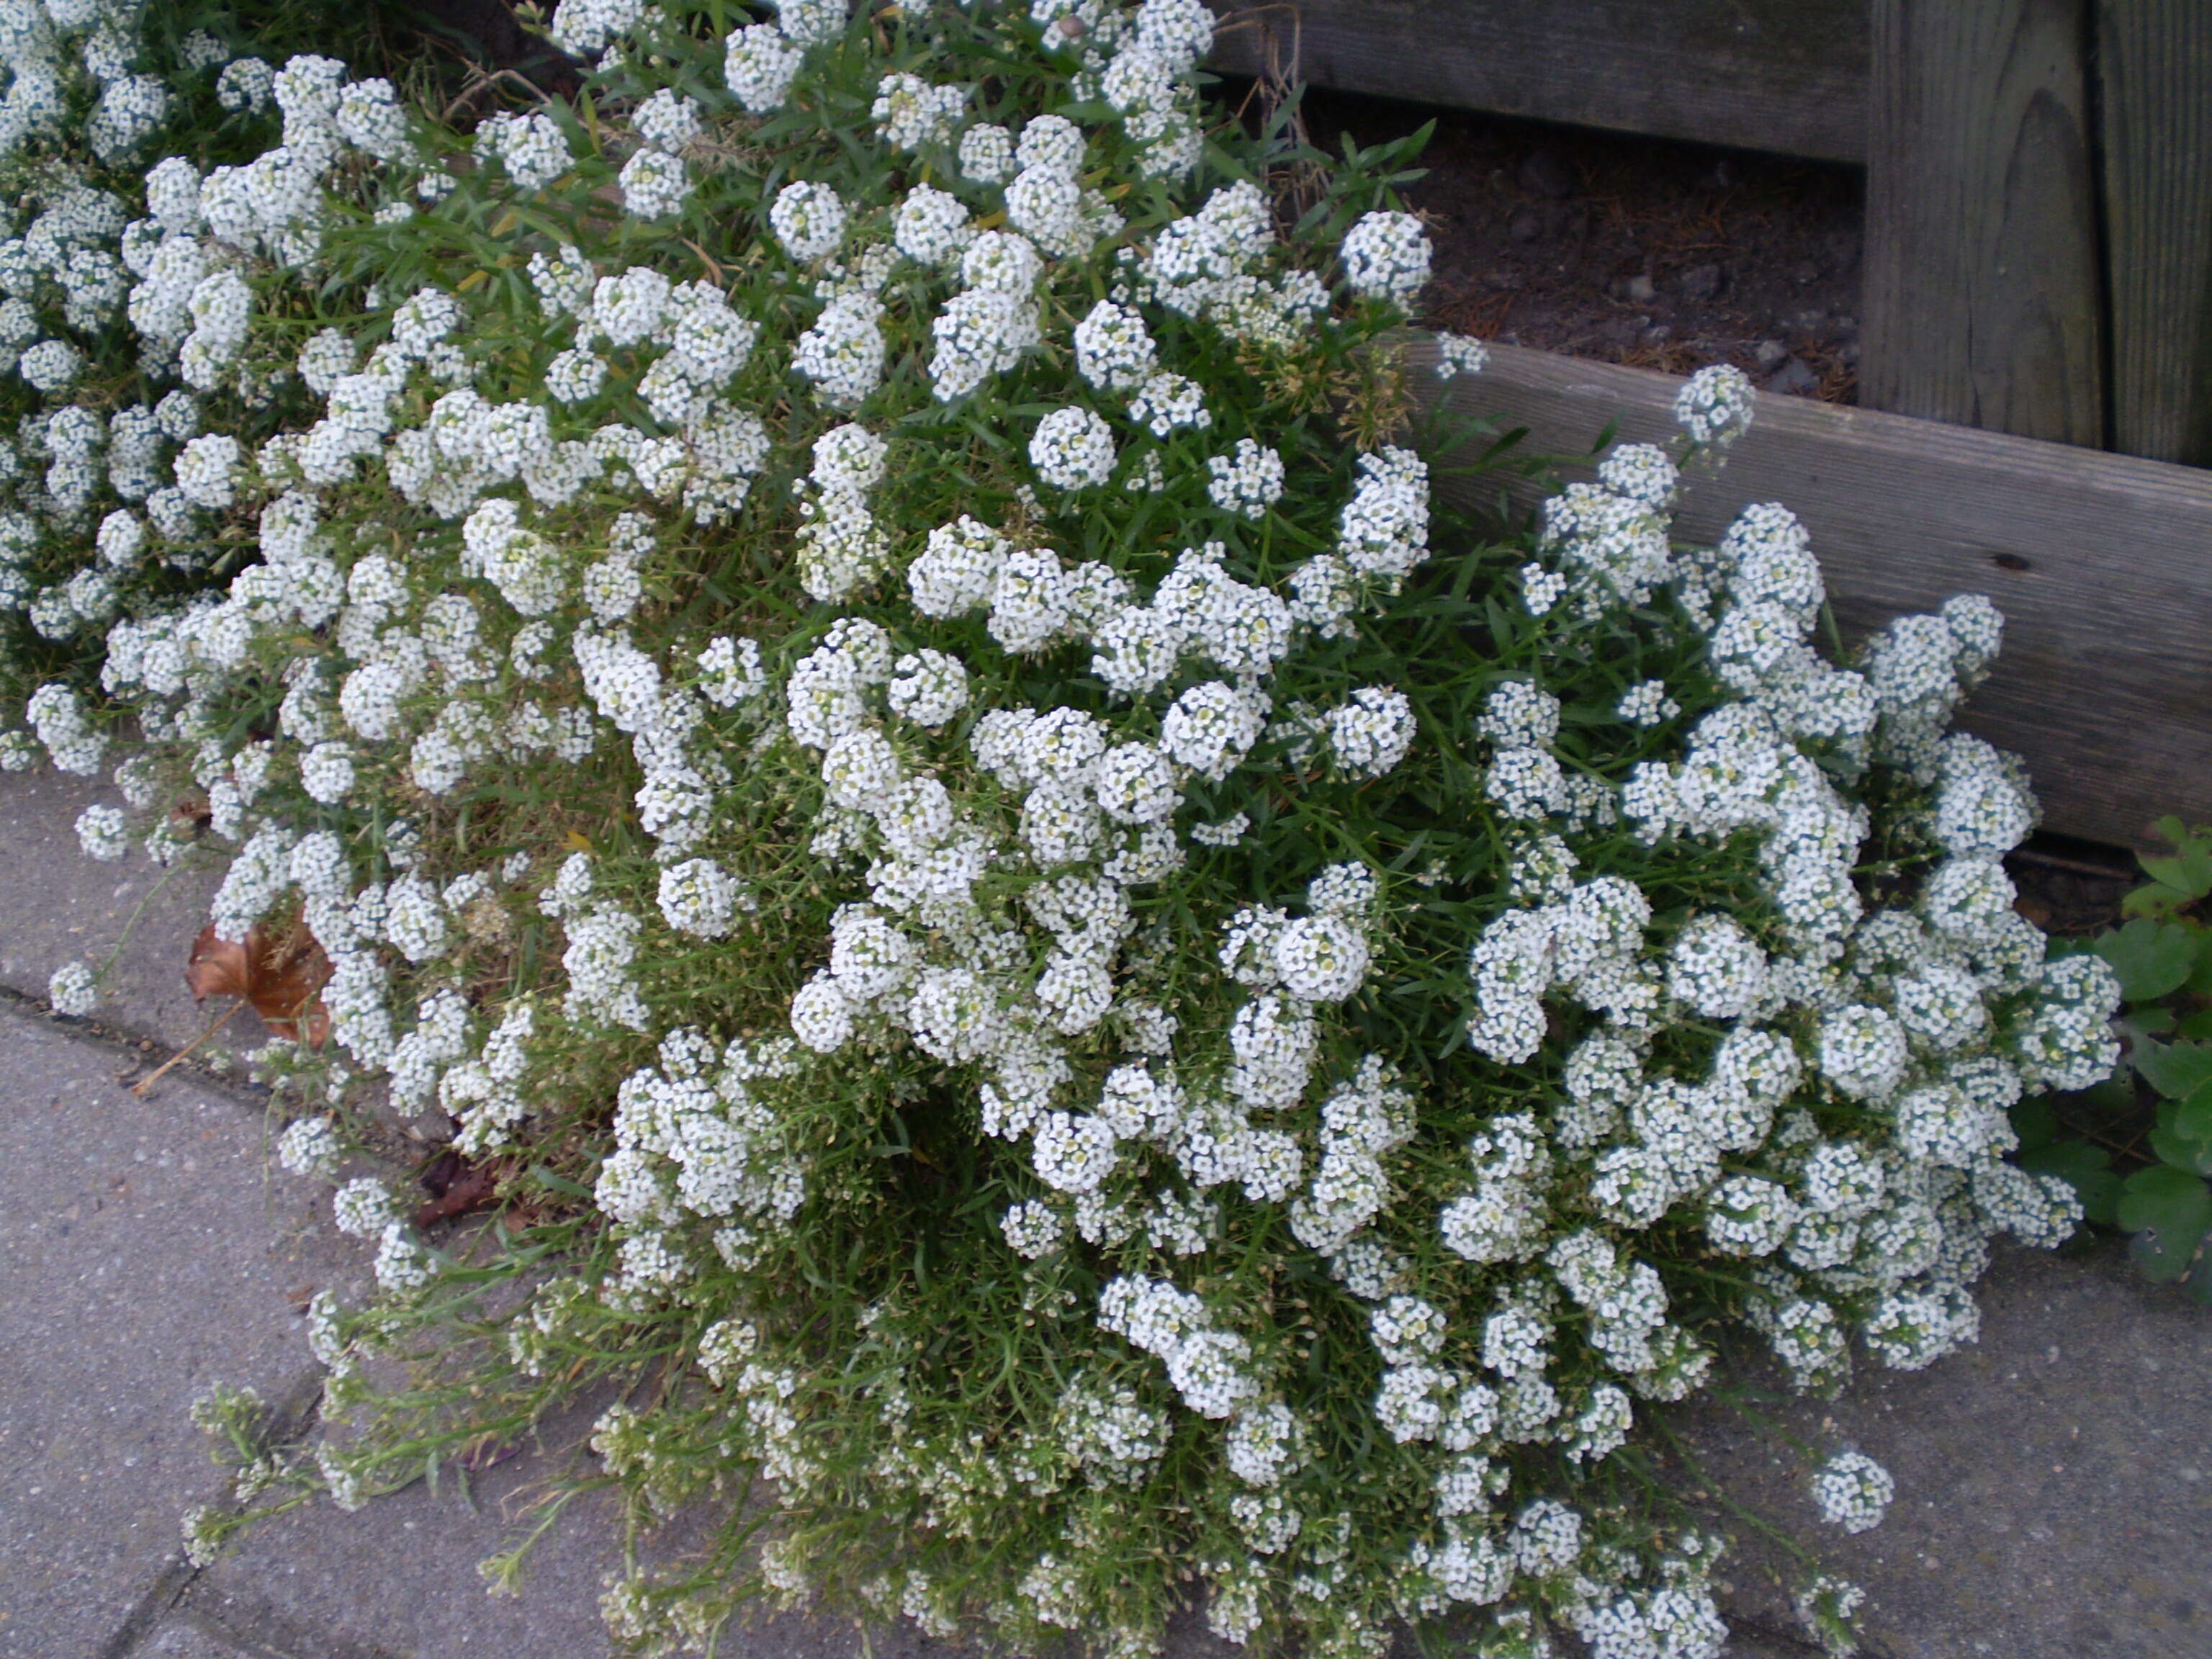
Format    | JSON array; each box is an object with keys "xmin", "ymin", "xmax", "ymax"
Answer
[
  {"xmin": 1861, "ymin": 0, "xmax": 2106, "ymax": 447},
  {"xmin": 2099, "ymin": 0, "xmax": 2212, "ymax": 467}
]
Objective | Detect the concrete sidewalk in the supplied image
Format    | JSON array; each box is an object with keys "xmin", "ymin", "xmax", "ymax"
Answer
[
  {"xmin": 0, "ymin": 997, "xmax": 961, "ymax": 1659},
  {"xmin": 3, "ymin": 769, "xmax": 2208, "ymax": 1659}
]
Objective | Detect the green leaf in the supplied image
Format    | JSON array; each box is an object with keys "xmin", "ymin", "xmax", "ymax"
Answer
[
  {"xmin": 2174, "ymin": 1079, "xmax": 2212, "ymax": 1145},
  {"xmin": 2016, "ymin": 1141, "xmax": 2121, "ymax": 1227},
  {"xmin": 2116, "ymin": 1166, "xmax": 2212, "ymax": 1282},
  {"xmin": 2076, "ymin": 1075, "xmax": 2138, "ymax": 1115},
  {"xmin": 2183, "ymin": 1246, "xmax": 2212, "ymax": 1305},
  {"xmin": 2129, "ymin": 1222, "xmax": 2211, "ymax": 1285},
  {"xmin": 2125, "ymin": 819, "xmax": 2212, "ymax": 918},
  {"xmin": 2132, "ymin": 1038, "xmax": 2212, "ymax": 1101},
  {"xmin": 2149, "ymin": 1121, "xmax": 2212, "ymax": 1178},
  {"xmin": 2180, "ymin": 1008, "xmax": 2212, "ymax": 1042},
  {"xmin": 2095, "ymin": 918, "xmax": 2198, "ymax": 1002},
  {"xmin": 2138, "ymin": 817, "xmax": 2212, "ymax": 900},
  {"xmin": 2008, "ymin": 1092, "xmax": 2057, "ymax": 1151},
  {"xmin": 526, "ymin": 1165, "xmax": 594, "ymax": 1200}
]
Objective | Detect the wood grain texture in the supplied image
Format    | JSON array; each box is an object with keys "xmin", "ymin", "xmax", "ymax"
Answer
[
  {"xmin": 1861, "ymin": 0, "xmax": 2106, "ymax": 446},
  {"xmin": 1205, "ymin": 0, "xmax": 1869, "ymax": 163},
  {"xmin": 1419, "ymin": 339, "xmax": 2212, "ymax": 847},
  {"xmin": 2098, "ymin": 0, "xmax": 2212, "ymax": 467}
]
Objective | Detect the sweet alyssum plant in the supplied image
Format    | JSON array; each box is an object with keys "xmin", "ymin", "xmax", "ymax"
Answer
[
  {"xmin": 0, "ymin": 0, "xmax": 417, "ymax": 757},
  {"xmin": 0, "ymin": 2, "xmax": 2121, "ymax": 1656}
]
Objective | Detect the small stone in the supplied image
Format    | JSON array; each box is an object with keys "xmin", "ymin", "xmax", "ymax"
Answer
[
  {"xmin": 1507, "ymin": 211, "xmax": 1541, "ymax": 244},
  {"xmin": 1625, "ymin": 272, "xmax": 1656, "ymax": 304},
  {"xmin": 1766, "ymin": 357, "xmax": 1820, "ymax": 396},
  {"xmin": 1677, "ymin": 262, "xmax": 1725, "ymax": 302},
  {"xmin": 1641, "ymin": 323, "xmax": 1673, "ymax": 346},
  {"xmin": 1754, "ymin": 338, "xmax": 1788, "ymax": 371},
  {"xmin": 1518, "ymin": 148, "xmax": 1577, "ymax": 200}
]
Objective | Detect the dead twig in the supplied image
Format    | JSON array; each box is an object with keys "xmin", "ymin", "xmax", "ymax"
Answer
[
  {"xmin": 441, "ymin": 65, "xmax": 562, "ymax": 125},
  {"xmin": 2008, "ymin": 845, "xmax": 2136, "ymax": 881},
  {"xmin": 131, "ymin": 999, "xmax": 243, "ymax": 1097}
]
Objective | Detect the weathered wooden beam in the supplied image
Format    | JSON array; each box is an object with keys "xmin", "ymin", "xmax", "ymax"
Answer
[
  {"xmin": 2098, "ymin": 0, "xmax": 2212, "ymax": 467},
  {"xmin": 1205, "ymin": 0, "xmax": 1869, "ymax": 164},
  {"xmin": 1419, "ymin": 339, "xmax": 2212, "ymax": 848},
  {"xmin": 1861, "ymin": 0, "xmax": 2106, "ymax": 446}
]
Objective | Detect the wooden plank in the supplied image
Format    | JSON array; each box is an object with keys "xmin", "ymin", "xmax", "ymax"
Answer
[
  {"xmin": 1416, "ymin": 338, "xmax": 2212, "ymax": 848},
  {"xmin": 2098, "ymin": 0, "xmax": 2212, "ymax": 467},
  {"xmin": 1205, "ymin": 0, "xmax": 1869, "ymax": 164},
  {"xmin": 1860, "ymin": 0, "xmax": 2105, "ymax": 446}
]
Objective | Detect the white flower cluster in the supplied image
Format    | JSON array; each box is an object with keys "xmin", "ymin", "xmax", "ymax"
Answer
[
  {"xmin": 1809, "ymin": 1450, "xmax": 1894, "ymax": 1534},
  {"xmin": 5, "ymin": 9, "xmax": 2101, "ymax": 1659}
]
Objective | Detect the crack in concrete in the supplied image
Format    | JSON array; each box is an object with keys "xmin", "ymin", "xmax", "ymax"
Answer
[{"xmin": 98, "ymin": 1370, "xmax": 351, "ymax": 1659}]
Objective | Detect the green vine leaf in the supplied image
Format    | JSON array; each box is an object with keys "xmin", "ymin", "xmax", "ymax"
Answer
[
  {"xmin": 2116, "ymin": 1166, "xmax": 2212, "ymax": 1283},
  {"xmin": 2132, "ymin": 1038, "xmax": 2212, "ymax": 1101},
  {"xmin": 2128, "ymin": 816, "xmax": 2212, "ymax": 913},
  {"xmin": 2095, "ymin": 919, "xmax": 2199, "ymax": 1004}
]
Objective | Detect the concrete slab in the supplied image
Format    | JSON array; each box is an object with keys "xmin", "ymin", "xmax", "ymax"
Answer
[
  {"xmin": 144, "ymin": 1595, "xmax": 394, "ymax": 1659},
  {"xmin": 188, "ymin": 1476, "xmax": 1246, "ymax": 1659},
  {"xmin": 1674, "ymin": 1241, "xmax": 2212, "ymax": 1659},
  {"xmin": 0, "ymin": 769, "xmax": 266, "ymax": 1059},
  {"xmin": 138, "ymin": 1623, "xmax": 264, "ymax": 1659},
  {"xmin": 187, "ymin": 1460, "xmax": 950, "ymax": 1659},
  {"xmin": 0, "ymin": 1001, "xmax": 361, "ymax": 1659},
  {"xmin": 183, "ymin": 1439, "xmax": 642, "ymax": 1658},
  {"xmin": 187, "ymin": 1374, "xmax": 1243, "ymax": 1659}
]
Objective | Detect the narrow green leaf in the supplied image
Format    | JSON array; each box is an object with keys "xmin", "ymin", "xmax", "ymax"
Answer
[{"xmin": 526, "ymin": 1165, "xmax": 595, "ymax": 1199}]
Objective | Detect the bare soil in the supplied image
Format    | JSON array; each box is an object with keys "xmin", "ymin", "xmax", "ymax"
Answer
[{"xmin": 1294, "ymin": 87, "xmax": 1868, "ymax": 404}]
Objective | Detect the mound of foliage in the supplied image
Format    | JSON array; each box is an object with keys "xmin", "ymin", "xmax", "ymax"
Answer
[{"xmin": 0, "ymin": 3, "xmax": 2120, "ymax": 1656}]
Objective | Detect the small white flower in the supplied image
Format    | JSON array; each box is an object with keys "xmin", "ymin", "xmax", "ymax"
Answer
[
  {"xmin": 1030, "ymin": 407, "xmax": 1115, "ymax": 490},
  {"xmin": 1810, "ymin": 1451, "xmax": 1894, "ymax": 1534},
  {"xmin": 48, "ymin": 961, "xmax": 97, "ymax": 1017},
  {"xmin": 1205, "ymin": 438, "xmax": 1284, "ymax": 521},
  {"xmin": 1340, "ymin": 210, "xmax": 1431, "ymax": 306},
  {"xmin": 770, "ymin": 180, "xmax": 848, "ymax": 262}
]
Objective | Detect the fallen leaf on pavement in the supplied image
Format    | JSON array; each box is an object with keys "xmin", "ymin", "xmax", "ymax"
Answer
[{"xmin": 186, "ymin": 920, "xmax": 332, "ymax": 1047}]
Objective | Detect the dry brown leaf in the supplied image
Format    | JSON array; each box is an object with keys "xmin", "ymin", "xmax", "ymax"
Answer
[
  {"xmin": 186, "ymin": 920, "xmax": 332, "ymax": 1047},
  {"xmin": 413, "ymin": 1157, "xmax": 500, "ymax": 1228}
]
